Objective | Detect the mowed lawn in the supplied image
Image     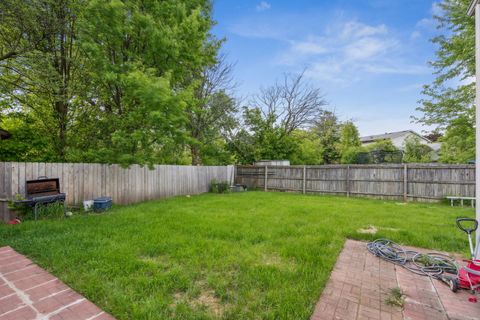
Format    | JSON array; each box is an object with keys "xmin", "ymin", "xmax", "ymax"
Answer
[{"xmin": 0, "ymin": 192, "xmax": 474, "ymax": 319}]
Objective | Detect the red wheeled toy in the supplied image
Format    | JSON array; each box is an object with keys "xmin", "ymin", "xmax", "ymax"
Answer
[{"xmin": 450, "ymin": 218, "xmax": 480, "ymax": 303}]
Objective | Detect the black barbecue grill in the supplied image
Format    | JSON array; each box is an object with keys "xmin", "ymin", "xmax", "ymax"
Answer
[{"xmin": 14, "ymin": 176, "xmax": 66, "ymax": 220}]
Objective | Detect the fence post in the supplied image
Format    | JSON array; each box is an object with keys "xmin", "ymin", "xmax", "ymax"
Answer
[
  {"xmin": 264, "ymin": 165, "xmax": 268, "ymax": 191},
  {"xmin": 403, "ymin": 164, "xmax": 408, "ymax": 202},
  {"xmin": 346, "ymin": 165, "xmax": 350, "ymax": 197},
  {"xmin": 302, "ymin": 165, "xmax": 306, "ymax": 194}
]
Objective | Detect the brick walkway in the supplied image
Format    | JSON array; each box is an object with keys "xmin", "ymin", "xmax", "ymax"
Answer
[
  {"xmin": 0, "ymin": 246, "xmax": 115, "ymax": 320},
  {"xmin": 311, "ymin": 240, "xmax": 480, "ymax": 320}
]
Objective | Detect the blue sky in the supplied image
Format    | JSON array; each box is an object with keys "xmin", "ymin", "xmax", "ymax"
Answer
[{"xmin": 212, "ymin": 0, "xmax": 442, "ymax": 136}]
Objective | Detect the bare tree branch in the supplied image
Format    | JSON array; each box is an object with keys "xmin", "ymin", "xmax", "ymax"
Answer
[{"xmin": 251, "ymin": 69, "xmax": 327, "ymax": 134}]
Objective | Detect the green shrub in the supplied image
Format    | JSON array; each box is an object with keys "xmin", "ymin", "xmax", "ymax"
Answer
[
  {"xmin": 210, "ymin": 179, "xmax": 230, "ymax": 193},
  {"xmin": 8, "ymin": 195, "xmax": 65, "ymax": 220},
  {"xmin": 8, "ymin": 194, "xmax": 31, "ymax": 218}
]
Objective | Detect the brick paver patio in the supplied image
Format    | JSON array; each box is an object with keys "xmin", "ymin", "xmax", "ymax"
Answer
[
  {"xmin": 311, "ymin": 240, "xmax": 480, "ymax": 320},
  {"xmin": 3, "ymin": 240, "xmax": 480, "ymax": 320},
  {"xmin": 0, "ymin": 246, "xmax": 115, "ymax": 320}
]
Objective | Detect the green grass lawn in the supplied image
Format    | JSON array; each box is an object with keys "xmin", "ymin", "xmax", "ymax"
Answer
[{"xmin": 0, "ymin": 192, "xmax": 474, "ymax": 319}]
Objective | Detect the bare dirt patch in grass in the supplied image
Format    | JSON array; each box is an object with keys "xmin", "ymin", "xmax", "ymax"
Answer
[
  {"xmin": 262, "ymin": 253, "xmax": 282, "ymax": 266},
  {"xmin": 357, "ymin": 225, "xmax": 400, "ymax": 234},
  {"xmin": 381, "ymin": 227, "xmax": 400, "ymax": 232},
  {"xmin": 259, "ymin": 253, "xmax": 296, "ymax": 271},
  {"xmin": 171, "ymin": 283, "xmax": 226, "ymax": 317},
  {"xmin": 138, "ymin": 255, "xmax": 171, "ymax": 266},
  {"xmin": 192, "ymin": 289, "xmax": 224, "ymax": 316},
  {"xmin": 358, "ymin": 225, "xmax": 378, "ymax": 234}
]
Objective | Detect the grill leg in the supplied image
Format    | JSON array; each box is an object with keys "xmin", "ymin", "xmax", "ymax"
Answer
[{"xmin": 34, "ymin": 203, "xmax": 39, "ymax": 221}]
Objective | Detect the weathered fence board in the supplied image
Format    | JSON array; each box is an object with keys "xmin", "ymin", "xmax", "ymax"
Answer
[
  {"xmin": 0, "ymin": 162, "xmax": 234, "ymax": 221},
  {"xmin": 235, "ymin": 164, "xmax": 475, "ymax": 202}
]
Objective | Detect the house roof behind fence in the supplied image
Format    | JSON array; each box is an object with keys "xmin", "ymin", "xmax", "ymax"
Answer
[{"xmin": 360, "ymin": 130, "xmax": 430, "ymax": 144}]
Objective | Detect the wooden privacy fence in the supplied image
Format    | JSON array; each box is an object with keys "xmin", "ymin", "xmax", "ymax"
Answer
[
  {"xmin": 235, "ymin": 164, "xmax": 475, "ymax": 202},
  {"xmin": 0, "ymin": 162, "xmax": 234, "ymax": 221}
]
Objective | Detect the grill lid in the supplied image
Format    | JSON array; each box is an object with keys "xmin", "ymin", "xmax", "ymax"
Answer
[{"xmin": 26, "ymin": 177, "xmax": 61, "ymax": 198}]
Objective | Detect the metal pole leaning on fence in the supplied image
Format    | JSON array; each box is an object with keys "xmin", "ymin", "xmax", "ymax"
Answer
[
  {"xmin": 346, "ymin": 165, "xmax": 350, "ymax": 197},
  {"xmin": 264, "ymin": 166, "xmax": 268, "ymax": 191},
  {"xmin": 303, "ymin": 165, "xmax": 306, "ymax": 194},
  {"xmin": 403, "ymin": 164, "xmax": 408, "ymax": 202}
]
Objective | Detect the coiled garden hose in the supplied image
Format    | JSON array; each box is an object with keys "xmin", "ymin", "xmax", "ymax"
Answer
[{"xmin": 367, "ymin": 239, "xmax": 458, "ymax": 278}]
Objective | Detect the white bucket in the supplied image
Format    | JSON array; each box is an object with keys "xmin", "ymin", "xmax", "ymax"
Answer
[{"xmin": 83, "ymin": 200, "xmax": 94, "ymax": 211}]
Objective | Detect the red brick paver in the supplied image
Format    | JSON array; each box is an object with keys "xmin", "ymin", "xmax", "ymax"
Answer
[
  {"xmin": 311, "ymin": 240, "xmax": 480, "ymax": 320},
  {"xmin": 0, "ymin": 246, "xmax": 115, "ymax": 320}
]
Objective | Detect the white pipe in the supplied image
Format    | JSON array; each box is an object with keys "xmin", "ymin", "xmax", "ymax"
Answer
[{"xmin": 476, "ymin": 3, "xmax": 480, "ymax": 250}]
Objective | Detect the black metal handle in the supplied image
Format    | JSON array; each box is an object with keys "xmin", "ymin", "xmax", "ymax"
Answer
[{"xmin": 456, "ymin": 218, "xmax": 478, "ymax": 234}]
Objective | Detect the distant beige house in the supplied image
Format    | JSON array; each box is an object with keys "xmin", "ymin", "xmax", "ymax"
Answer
[{"xmin": 360, "ymin": 130, "xmax": 441, "ymax": 160}]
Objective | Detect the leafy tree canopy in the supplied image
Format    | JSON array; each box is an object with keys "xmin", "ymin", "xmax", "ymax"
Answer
[
  {"xmin": 440, "ymin": 116, "xmax": 475, "ymax": 163},
  {"xmin": 415, "ymin": 0, "xmax": 475, "ymax": 163},
  {"xmin": 403, "ymin": 136, "xmax": 433, "ymax": 163},
  {"xmin": 0, "ymin": 0, "xmax": 221, "ymax": 166}
]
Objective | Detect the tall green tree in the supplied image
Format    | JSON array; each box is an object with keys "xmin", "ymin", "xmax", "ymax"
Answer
[
  {"xmin": 0, "ymin": 0, "xmax": 86, "ymax": 160},
  {"xmin": 415, "ymin": 0, "xmax": 475, "ymax": 163},
  {"xmin": 312, "ymin": 111, "xmax": 341, "ymax": 164},
  {"xmin": 440, "ymin": 116, "xmax": 475, "ymax": 163},
  {"xmin": 76, "ymin": 0, "xmax": 219, "ymax": 166},
  {"xmin": 290, "ymin": 130, "xmax": 324, "ymax": 165},
  {"xmin": 337, "ymin": 121, "xmax": 362, "ymax": 164},
  {"xmin": 403, "ymin": 136, "xmax": 433, "ymax": 163},
  {"xmin": 230, "ymin": 107, "xmax": 298, "ymax": 164},
  {"xmin": 187, "ymin": 56, "xmax": 237, "ymax": 165},
  {"xmin": 339, "ymin": 122, "xmax": 361, "ymax": 149},
  {"xmin": 0, "ymin": 0, "xmax": 221, "ymax": 165}
]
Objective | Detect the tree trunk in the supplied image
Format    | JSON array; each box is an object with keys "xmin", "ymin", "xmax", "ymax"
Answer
[
  {"xmin": 53, "ymin": 1, "xmax": 71, "ymax": 161},
  {"xmin": 191, "ymin": 144, "xmax": 202, "ymax": 165},
  {"xmin": 55, "ymin": 100, "xmax": 68, "ymax": 161}
]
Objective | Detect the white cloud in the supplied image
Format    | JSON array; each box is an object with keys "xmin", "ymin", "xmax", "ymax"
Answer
[
  {"xmin": 410, "ymin": 31, "xmax": 421, "ymax": 40},
  {"xmin": 229, "ymin": 14, "xmax": 293, "ymax": 40},
  {"xmin": 396, "ymin": 83, "xmax": 424, "ymax": 93},
  {"xmin": 276, "ymin": 19, "xmax": 427, "ymax": 83},
  {"xmin": 415, "ymin": 2, "xmax": 442, "ymax": 31},
  {"xmin": 256, "ymin": 1, "xmax": 271, "ymax": 12},
  {"xmin": 416, "ymin": 18, "xmax": 435, "ymax": 29},
  {"xmin": 292, "ymin": 41, "xmax": 327, "ymax": 55},
  {"xmin": 289, "ymin": 36, "xmax": 328, "ymax": 55},
  {"xmin": 231, "ymin": 14, "xmax": 429, "ymax": 84},
  {"xmin": 305, "ymin": 60, "xmax": 428, "ymax": 85},
  {"xmin": 305, "ymin": 59, "xmax": 349, "ymax": 84},
  {"xmin": 278, "ymin": 20, "xmax": 393, "ymax": 63},
  {"xmin": 341, "ymin": 21, "xmax": 388, "ymax": 39},
  {"xmin": 229, "ymin": 22, "xmax": 284, "ymax": 39},
  {"xmin": 362, "ymin": 64, "xmax": 428, "ymax": 75},
  {"xmin": 344, "ymin": 37, "xmax": 395, "ymax": 60}
]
